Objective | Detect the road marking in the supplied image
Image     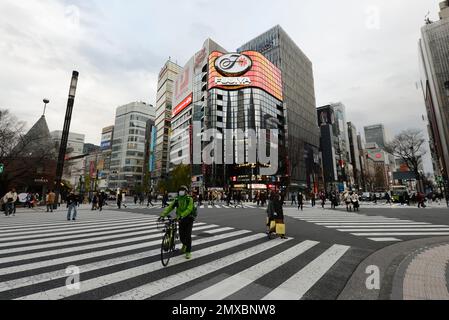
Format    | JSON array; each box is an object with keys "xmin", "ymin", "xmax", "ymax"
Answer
[
  {"xmin": 184, "ymin": 240, "xmax": 319, "ymax": 300},
  {"xmin": 339, "ymin": 228, "xmax": 449, "ymax": 232},
  {"xmin": 327, "ymin": 224, "xmax": 446, "ymax": 228},
  {"xmin": 105, "ymin": 237, "xmax": 288, "ymax": 300},
  {"xmin": 262, "ymin": 244, "xmax": 350, "ymax": 300},
  {"xmin": 351, "ymin": 232, "xmax": 449, "ymax": 236},
  {"xmin": 0, "ymin": 224, "xmax": 216, "ymax": 265},
  {"xmin": 17, "ymin": 233, "xmax": 268, "ymax": 300},
  {"xmin": 0, "ymin": 229, "xmax": 250, "ymax": 293},
  {"xmin": 368, "ymin": 238, "xmax": 402, "ymax": 242}
]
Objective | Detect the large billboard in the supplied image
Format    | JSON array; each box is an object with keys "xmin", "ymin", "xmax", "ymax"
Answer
[
  {"xmin": 208, "ymin": 51, "xmax": 283, "ymax": 101},
  {"xmin": 173, "ymin": 57, "xmax": 194, "ymax": 112}
]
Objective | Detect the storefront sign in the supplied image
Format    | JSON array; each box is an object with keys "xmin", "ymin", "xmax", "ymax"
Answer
[
  {"xmin": 215, "ymin": 53, "xmax": 253, "ymax": 76},
  {"xmin": 214, "ymin": 77, "xmax": 251, "ymax": 86},
  {"xmin": 172, "ymin": 93, "xmax": 193, "ymax": 117}
]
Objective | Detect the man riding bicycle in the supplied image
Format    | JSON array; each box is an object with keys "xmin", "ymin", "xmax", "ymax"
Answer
[{"xmin": 158, "ymin": 186, "xmax": 195, "ymax": 260}]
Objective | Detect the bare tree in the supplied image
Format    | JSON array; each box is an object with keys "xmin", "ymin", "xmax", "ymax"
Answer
[
  {"xmin": 0, "ymin": 109, "xmax": 57, "ymax": 194},
  {"xmin": 385, "ymin": 129, "xmax": 427, "ymax": 191}
]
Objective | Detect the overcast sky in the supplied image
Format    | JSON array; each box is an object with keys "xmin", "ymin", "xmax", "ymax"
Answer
[{"xmin": 0, "ymin": 0, "xmax": 442, "ymax": 173}]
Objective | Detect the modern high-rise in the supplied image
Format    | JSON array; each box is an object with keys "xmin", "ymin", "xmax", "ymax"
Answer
[
  {"xmin": 109, "ymin": 102, "xmax": 156, "ymax": 192},
  {"xmin": 238, "ymin": 25, "xmax": 321, "ymax": 192},
  {"xmin": 153, "ymin": 60, "xmax": 182, "ymax": 187},
  {"xmin": 364, "ymin": 124, "xmax": 387, "ymax": 149},
  {"xmin": 348, "ymin": 122, "xmax": 362, "ymax": 190},
  {"xmin": 419, "ymin": 1, "xmax": 449, "ymax": 184},
  {"xmin": 50, "ymin": 130, "xmax": 85, "ymax": 187}
]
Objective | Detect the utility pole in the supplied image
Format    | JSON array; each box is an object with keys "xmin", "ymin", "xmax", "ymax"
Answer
[{"xmin": 55, "ymin": 71, "xmax": 79, "ymax": 206}]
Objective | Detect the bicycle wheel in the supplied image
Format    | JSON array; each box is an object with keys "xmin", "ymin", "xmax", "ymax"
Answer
[{"xmin": 161, "ymin": 231, "xmax": 175, "ymax": 267}]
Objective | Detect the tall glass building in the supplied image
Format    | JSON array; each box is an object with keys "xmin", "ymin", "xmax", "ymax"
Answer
[
  {"xmin": 419, "ymin": 1, "xmax": 449, "ymax": 182},
  {"xmin": 109, "ymin": 102, "xmax": 156, "ymax": 192},
  {"xmin": 364, "ymin": 124, "xmax": 387, "ymax": 150},
  {"xmin": 237, "ymin": 25, "xmax": 320, "ymax": 192}
]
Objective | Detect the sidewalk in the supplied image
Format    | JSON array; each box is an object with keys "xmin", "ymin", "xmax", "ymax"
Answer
[{"xmin": 338, "ymin": 236, "xmax": 449, "ymax": 300}]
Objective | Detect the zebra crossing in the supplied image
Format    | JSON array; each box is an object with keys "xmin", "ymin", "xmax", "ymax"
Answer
[
  {"xmin": 130, "ymin": 204, "xmax": 258, "ymax": 210},
  {"xmin": 0, "ymin": 210, "xmax": 353, "ymax": 300},
  {"xmin": 284, "ymin": 210, "xmax": 449, "ymax": 242}
]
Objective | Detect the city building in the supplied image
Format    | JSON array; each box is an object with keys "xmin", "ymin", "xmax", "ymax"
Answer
[
  {"xmin": 169, "ymin": 38, "xmax": 287, "ymax": 198},
  {"xmin": 364, "ymin": 124, "xmax": 388, "ymax": 149},
  {"xmin": 50, "ymin": 130, "xmax": 85, "ymax": 188},
  {"xmin": 365, "ymin": 143, "xmax": 395, "ymax": 191},
  {"xmin": 348, "ymin": 122, "xmax": 362, "ymax": 190},
  {"xmin": 419, "ymin": 1, "xmax": 449, "ymax": 191},
  {"xmin": 169, "ymin": 39, "xmax": 227, "ymax": 192},
  {"xmin": 317, "ymin": 105, "xmax": 338, "ymax": 192},
  {"xmin": 144, "ymin": 119, "xmax": 157, "ymax": 192},
  {"xmin": 108, "ymin": 102, "xmax": 156, "ymax": 192},
  {"xmin": 83, "ymin": 143, "xmax": 101, "ymax": 154},
  {"xmin": 238, "ymin": 25, "xmax": 321, "ymax": 193},
  {"xmin": 153, "ymin": 60, "xmax": 182, "ymax": 188},
  {"xmin": 99, "ymin": 125, "xmax": 114, "ymax": 190},
  {"xmin": 317, "ymin": 103, "xmax": 353, "ymax": 192}
]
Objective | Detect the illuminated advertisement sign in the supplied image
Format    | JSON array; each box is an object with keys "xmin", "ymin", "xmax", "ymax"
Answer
[
  {"xmin": 172, "ymin": 93, "xmax": 193, "ymax": 118},
  {"xmin": 215, "ymin": 77, "xmax": 251, "ymax": 86},
  {"xmin": 209, "ymin": 51, "xmax": 283, "ymax": 101},
  {"xmin": 215, "ymin": 53, "xmax": 253, "ymax": 76},
  {"xmin": 101, "ymin": 141, "xmax": 111, "ymax": 150}
]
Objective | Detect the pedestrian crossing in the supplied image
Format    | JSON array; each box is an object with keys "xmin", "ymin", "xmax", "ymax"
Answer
[
  {"xmin": 0, "ymin": 210, "xmax": 353, "ymax": 300},
  {"xmin": 129, "ymin": 204, "xmax": 258, "ymax": 210},
  {"xmin": 285, "ymin": 211, "xmax": 449, "ymax": 242}
]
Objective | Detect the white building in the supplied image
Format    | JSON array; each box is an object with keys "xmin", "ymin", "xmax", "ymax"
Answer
[
  {"xmin": 108, "ymin": 102, "xmax": 156, "ymax": 192},
  {"xmin": 50, "ymin": 131, "xmax": 85, "ymax": 188}
]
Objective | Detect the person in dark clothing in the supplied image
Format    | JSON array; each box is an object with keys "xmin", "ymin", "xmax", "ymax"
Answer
[
  {"xmin": 311, "ymin": 193, "xmax": 316, "ymax": 207},
  {"xmin": 67, "ymin": 192, "xmax": 78, "ymax": 221},
  {"xmin": 91, "ymin": 193, "xmax": 98, "ymax": 211},
  {"xmin": 162, "ymin": 192, "xmax": 169, "ymax": 208},
  {"xmin": 198, "ymin": 194, "xmax": 203, "ymax": 206},
  {"xmin": 267, "ymin": 193, "xmax": 287, "ymax": 239},
  {"xmin": 98, "ymin": 192, "xmax": 105, "ymax": 212},
  {"xmin": 297, "ymin": 192, "xmax": 304, "ymax": 211},
  {"xmin": 117, "ymin": 193, "xmax": 122, "ymax": 209},
  {"xmin": 320, "ymin": 192, "xmax": 326, "ymax": 209}
]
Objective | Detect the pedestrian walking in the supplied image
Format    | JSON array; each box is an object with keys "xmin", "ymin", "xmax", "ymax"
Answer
[
  {"xmin": 291, "ymin": 193, "xmax": 297, "ymax": 206},
  {"xmin": 91, "ymin": 193, "xmax": 98, "ymax": 211},
  {"xmin": 320, "ymin": 192, "xmax": 326, "ymax": 209},
  {"xmin": 46, "ymin": 190, "xmax": 56, "ymax": 212},
  {"xmin": 351, "ymin": 192, "xmax": 360, "ymax": 212},
  {"xmin": 117, "ymin": 193, "xmax": 122, "ymax": 209},
  {"xmin": 98, "ymin": 192, "xmax": 106, "ymax": 212},
  {"xmin": 66, "ymin": 191, "xmax": 78, "ymax": 221},
  {"xmin": 266, "ymin": 192, "xmax": 287, "ymax": 239},
  {"xmin": 311, "ymin": 193, "xmax": 316, "ymax": 208},
  {"xmin": 297, "ymin": 192, "xmax": 304, "ymax": 211},
  {"xmin": 2, "ymin": 188, "xmax": 18, "ymax": 217}
]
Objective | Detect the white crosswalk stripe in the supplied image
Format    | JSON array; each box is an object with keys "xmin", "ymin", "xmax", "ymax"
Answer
[
  {"xmin": 0, "ymin": 210, "xmax": 352, "ymax": 300},
  {"xmin": 285, "ymin": 210, "xmax": 449, "ymax": 242}
]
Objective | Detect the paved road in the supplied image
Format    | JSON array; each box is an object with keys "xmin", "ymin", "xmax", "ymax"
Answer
[{"xmin": 0, "ymin": 203, "xmax": 447, "ymax": 300}]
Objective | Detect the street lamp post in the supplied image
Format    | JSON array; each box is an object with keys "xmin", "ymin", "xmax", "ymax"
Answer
[
  {"xmin": 444, "ymin": 81, "xmax": 449, "ymax": 206},
  {"xmin": 43, "ymin": 99, "xmax": 50, "ymax": 116},
  {"xmin": 55, "ymin": 71, "xmax": 79, "ymax": 206}
]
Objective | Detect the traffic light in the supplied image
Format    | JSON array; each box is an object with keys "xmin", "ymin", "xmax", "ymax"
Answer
[{"xmin": 0, "ymin": 164, "xmax": 4, "ymax": 174}]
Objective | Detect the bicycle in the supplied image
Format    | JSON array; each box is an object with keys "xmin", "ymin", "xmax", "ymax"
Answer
[{"xmin": 159, "ymin": 217, "xmax": 179, "ymax": 267}]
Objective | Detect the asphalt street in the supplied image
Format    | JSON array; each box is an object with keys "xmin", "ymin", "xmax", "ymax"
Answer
[{"xmin": 0, "ymin": 201, "xmax": 447, "ymax": 300}]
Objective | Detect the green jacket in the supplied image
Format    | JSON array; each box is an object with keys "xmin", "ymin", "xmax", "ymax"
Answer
[{"xmin": 161, "ymin": 195, "xmax": 194, "ymax": 219}]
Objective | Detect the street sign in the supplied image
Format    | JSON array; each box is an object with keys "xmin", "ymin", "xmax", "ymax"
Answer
[{"xmin": 0, "ymin": 164, "xmax": 3, "ymax": 174}]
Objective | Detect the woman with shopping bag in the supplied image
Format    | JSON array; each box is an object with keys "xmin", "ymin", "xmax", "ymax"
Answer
[{"xmin": 266, "ymin": 192, "xmax": 287, "ymax": 239}]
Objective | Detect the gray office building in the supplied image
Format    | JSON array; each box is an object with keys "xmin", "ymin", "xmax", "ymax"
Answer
[
  {"xmin": 364, "ymin": 124, "xmax": 387, "ymax": 149},
  {"xmin": 238, "ymin": 25, "xmax": 320, "ymax": 192},
  {"xmin": 419, "ymin": 1, "xmax": 449, "ymax": 181}
]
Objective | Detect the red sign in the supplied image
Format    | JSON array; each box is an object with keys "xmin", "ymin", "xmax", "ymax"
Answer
[{"xmin": 172, "ymin": 93, "xmax": 193, "ymax": 117}]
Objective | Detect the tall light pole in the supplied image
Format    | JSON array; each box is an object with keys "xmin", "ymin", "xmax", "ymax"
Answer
[
  {"xmin": 444, "ymin": 81, "xmax": 449, "ymax": 206},
  {"xmin": 55, "ymin": 71, "xmax": 79, "ymax": 205}
]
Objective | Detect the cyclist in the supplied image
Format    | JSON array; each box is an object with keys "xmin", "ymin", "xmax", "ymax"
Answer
[{"xmin": 158, "ymin": 185, "xmax": 195, "ymax": 260}]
